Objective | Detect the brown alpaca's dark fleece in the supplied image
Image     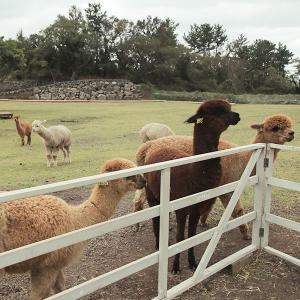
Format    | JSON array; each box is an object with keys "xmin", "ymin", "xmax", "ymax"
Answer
[{"xmin": 144, "ymin": 99, "xmax": 240, "ymax": 274}]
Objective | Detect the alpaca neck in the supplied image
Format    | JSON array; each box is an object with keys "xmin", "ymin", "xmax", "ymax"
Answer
[
  {"xmin": 75, "ymin": 184, "xmax": 125, "ymax": 228},
  {"xmin": 193, "ymin": 124, "xmax": 221, "ymax": 155},
  {"xmin": 15, "ymin": 120, "xmax": 23, "ymax": 134},
  {"xmin": 37, "ymin": 126, "xmax": 52, "ymax": 141},
  {"xmin": 192, "ymin": 123, "xmax": 222, "ymax": 187}
]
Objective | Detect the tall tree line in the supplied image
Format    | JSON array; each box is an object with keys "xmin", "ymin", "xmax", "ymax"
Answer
[{"xmin": 0, "ymin": 3, "xmax": 298, "ymax": 94}]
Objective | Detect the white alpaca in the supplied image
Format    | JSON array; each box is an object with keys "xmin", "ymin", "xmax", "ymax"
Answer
[
  {"xmin": 139, "ymin": 123, "xmax": 174, "ymax": 143},
  {"xmin": 32, "ymin": 120, "xmax": 72, "ymax": 167},
  {"xmin": 0, "ymin": 158, "xmax": 146, "ymax": 300}
]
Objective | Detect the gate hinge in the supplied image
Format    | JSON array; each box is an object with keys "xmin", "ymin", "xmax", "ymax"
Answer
[
  {"xmin": 264, "ymin": 158, "xmax": 269, "ymax": 168},
  {"xmin": 259, "ymin": 228, "xmax": 264, "ymax": 237}
]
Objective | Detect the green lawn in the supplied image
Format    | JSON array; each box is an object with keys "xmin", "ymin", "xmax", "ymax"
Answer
[{"xmin": 0, "ymin": 101, "xmax": 299, "ymax": 212}]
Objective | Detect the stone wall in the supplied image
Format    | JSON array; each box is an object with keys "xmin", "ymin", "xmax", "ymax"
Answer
[{"xmin": 0, "ymin": 79, "xmax": 142, "ymax": 100}]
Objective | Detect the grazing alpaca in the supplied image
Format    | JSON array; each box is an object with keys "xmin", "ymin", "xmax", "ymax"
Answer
[
  {"xmin": 136, "ymin": 114, "xmax": 294, "ymax": 240},
  {"xmin": 139, "ymin": 123, "xmax": 175, "ymax": 142},
  {"xmin": 0, "ymin": 158, "xmax": 146, "ymax": 300},
  {"xmin": 32, "ymin": 120, "xmax": 72, "ymax": 167},
  {"xmin": 144, "ymin": 99, "xmax": 240, "ymax": 273},
  {"xmin": 14, "ymin": 115, "xmax": 32, "ymax": 146}
]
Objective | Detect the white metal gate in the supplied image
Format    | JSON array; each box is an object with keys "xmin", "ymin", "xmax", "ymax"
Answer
[{"xmin": 0, "ymin": 143, "xmax": 299, "ymax": 299}]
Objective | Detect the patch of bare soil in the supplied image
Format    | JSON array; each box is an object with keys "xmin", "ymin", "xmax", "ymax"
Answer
[{"xmin": 0, "ymin": 187, "xmax": 299, "ymax": 300}]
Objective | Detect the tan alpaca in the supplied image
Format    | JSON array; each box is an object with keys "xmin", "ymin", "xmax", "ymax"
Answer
[
  {"xmin": 14, "ymin": 115, "xmax": 32, "ymax": 146},
  {"xmin": 0, "ymin": 158, "xmax": 145, "ymax": 300},
  {"xmin": 135, "ymin": 114, "xmax": 294, "ymax": 240}
]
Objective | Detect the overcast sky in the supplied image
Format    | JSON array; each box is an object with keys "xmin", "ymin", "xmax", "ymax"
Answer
[{"xmin": 1, "ymin": 0, "xmax": 300, "ymax": 58}]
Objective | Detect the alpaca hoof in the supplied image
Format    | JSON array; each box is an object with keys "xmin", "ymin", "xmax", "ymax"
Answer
[
  {"xmin": 171, "ymin": 268, "xmax": 181, "ymax": 275},
  {"xmin": 189, "ymin": 262, "xmax": 198, "ymax": 271}
]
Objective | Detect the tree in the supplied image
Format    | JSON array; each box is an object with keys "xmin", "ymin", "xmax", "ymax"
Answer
[
  {"xmin": 0, "ymin": 37, "xmax": 26, "ymax": 80},
  {"xmin": 42, "ymin": 6, "xmax": 89, "ymax": 80},
  {"xmin": 184, "ymin": 23, "xmax": 227, "ymax": 55}
]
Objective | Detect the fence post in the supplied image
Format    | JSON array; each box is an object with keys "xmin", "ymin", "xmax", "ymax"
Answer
[
  {"xmin": 157, "ymin": 168, "xmax": 171, "ymax": 299},
  {"xmin": 261, "ymin": 144, "xmax": 274, "ymax": 248},
  {"xmin": 251, "ymin": 146, "xmax": 267, "ymax": 248}
]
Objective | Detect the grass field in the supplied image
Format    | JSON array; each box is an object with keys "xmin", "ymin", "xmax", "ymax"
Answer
[{"xmin": 0, "ymin": 101, "xmax": 299, "ymax": 213}]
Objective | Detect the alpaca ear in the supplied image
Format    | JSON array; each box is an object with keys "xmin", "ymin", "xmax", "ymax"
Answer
[
  {"xmin": 185, "ymin": 113, "xmax": 203, "ymax": 124},
  {"xmin": 251, "ymin": 124, "xmax": 263, "ymax": 132},
  {"xmin": 42, "ymin": 120, "xmax": 47, "ymax": 124}
]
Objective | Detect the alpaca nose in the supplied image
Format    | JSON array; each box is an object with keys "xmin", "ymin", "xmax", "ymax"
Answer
[{"xmin": 289, "ymin": 131, "xmax": 294, "ymax": 136}]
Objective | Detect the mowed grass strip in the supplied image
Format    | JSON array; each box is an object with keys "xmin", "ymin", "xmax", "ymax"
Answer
[{"xmin": 0, "ymin": 101, "xmax": 299, "ymax": 211}]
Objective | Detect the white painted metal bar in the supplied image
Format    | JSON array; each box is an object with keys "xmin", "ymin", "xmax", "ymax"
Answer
[
  {"xmin": 261, "ymin": 145, "xmax": 274, "ymax": 248},
  {"xmin": 0, "ymin": 205, "xmax": 159, "ymax": 269},
  {"xmin": 265, "ymin": 213, "xmax": 300, "ymax": 232},
  {"xmin": 252, "ymin": 147, "xmax": 267, "ymax": 248},
  {"xmin": 269, "ymin": 143, "xmax": 300, "ymax": 152},
  {"xmin": 168, "ymin": 211, "xmax": 256, "ymax": 257},
  {"xmin": 268, "ymin": 177, "xmax": 300, "ymax": 192},
  {"xmin": 47, "ymin": 252, "xmax": 159, "ymax": 300},
  {"xmin": 192, "ymin": 149, "xmax": 261, "ymax": 281},
  {"xmin": 0, "ymin": 143, "xmax": 264, "ymax": 204},
  {"xmin": 158, "ymin": 168, "xmax": 171, "ymax": 299},
  {"xmin": 160, "ymin": 245, "xmax": 257, "ymax": 300},
  {"xmin": 264, "ymin": 246, "xmax": 300, "ymax": 267},
  {"xmin": 169, "ymin": 176, "xmax": 258, "ymax": 213}
]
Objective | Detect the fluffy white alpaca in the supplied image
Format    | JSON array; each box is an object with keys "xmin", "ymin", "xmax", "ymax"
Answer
[{"xmin": 32, "ymin": 120, "xmax": 71, "ymax": 167}]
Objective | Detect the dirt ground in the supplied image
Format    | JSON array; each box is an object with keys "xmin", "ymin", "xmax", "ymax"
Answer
[{"xmin": 0, "ymin": 187, "xmax": 299, "ymax": 300}]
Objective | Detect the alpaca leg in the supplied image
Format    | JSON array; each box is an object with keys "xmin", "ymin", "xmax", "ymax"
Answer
[
  {"xmin": 46, "ymin": 154, "xmax": 53, "ymax": 167},
  {"xmin": 52, "ymin": 148, "xmax": 59, "ymax": 167},
  {"xmin": 61, "ymin": 147, "xmax": 67, "ymax": 163},
  {"xmin": 145, "ymin": 186, "xmax": 160, "ymax": 249},
  {"xmin": 27, "ymin": 133, "xmax": 31, "ymax": 145},
  {"xmin": 219, "ymin": 193, "xmax": 250, "ymax": 240},
  {"xmin": 188, "ymin": 211, "xmax": 201, "ymax": 270},
  {"xmin": 53, "ymin": 270, "xmax": 66, "ymax": 294},
  {"xmin": 30, "ymin": 268, "xmax": 58, "ymax": 300},
  {"xmin": 133, "ymin": 189, "xmax": 146, "ymax": 231},
  {"xmin": 64, "ymin": 145, "xmax": 71, "ymax": 163},
  {"xmin": 172, "ymin": 213, "xmax": 187, "ymax": 274},
  {"xmin": 21, "ymin": 136, "xmax": 25, "ymax": 146}
]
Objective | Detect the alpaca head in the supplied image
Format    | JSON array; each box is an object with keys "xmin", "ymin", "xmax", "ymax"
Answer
[
  {"xmin": 13, "ymin": 115, "xmax": 20, "ymax": 122},
  {"xmin": 32, "ymin": 120, "xmax": 47, "ymax": 133},
  {"xmin": 185, "ymin": 99, "xmax": 240, "ymax": 133},
  {"xmin": 100, "ymin": 158, "xmax": 146, "ymax": 193},
  {"xmin": 251, "ymin": 114, "xmax": 294, "ymax": 144}
]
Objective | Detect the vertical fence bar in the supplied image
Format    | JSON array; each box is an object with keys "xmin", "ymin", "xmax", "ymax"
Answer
[
  {"xmin": 157, "ymin": 168, "xmax": 171, "ymax": 299},
  {"xmin": 251, "ymin": 146, "xmax": 267, "ymax": 248},
  {"xmin": 261, "ymin": 144, "xmax": 274, "ymax": 248}
]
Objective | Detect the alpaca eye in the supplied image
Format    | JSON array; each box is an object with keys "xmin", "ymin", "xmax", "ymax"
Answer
[{"xmin": 272, "ymin": 126, "xmax": 280, "ymax": 132}]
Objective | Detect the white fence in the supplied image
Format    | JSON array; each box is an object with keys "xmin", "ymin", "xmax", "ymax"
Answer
[{"xmin": 0, "ymin": 143, "xmax": 299, "ymax": 299}]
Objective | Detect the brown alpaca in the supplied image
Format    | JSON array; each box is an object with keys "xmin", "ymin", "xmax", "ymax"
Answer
[
  {"xmin": 14, "ymin": 115, "xmax": 32, "ymax": 146},
  {"xmin": 0, "ymin": 159, "xmax": 145, "ymax": 300},
  {"xmin": 136, "ymin": 114, "xmax": 294, "ymax": 240},
  {"xmin": 144, "ymin": 100, "xmax": 240, "ymax": 273}
]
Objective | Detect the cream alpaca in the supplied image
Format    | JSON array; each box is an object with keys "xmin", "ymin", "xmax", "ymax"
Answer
[
  {"xmin": 0, "ymin": 158, "xmax": 145, "ymax": 300},
  {"xmin": 139, "ymin": 122, "xmax": 175, "ymax": 142},
  {"xmin": 135, "ymin": 114, "xmax": 294, "ymax": 240},
  {"xmin": 32, "ymin": 120, "xmax": 71, "ymax": 167}
]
